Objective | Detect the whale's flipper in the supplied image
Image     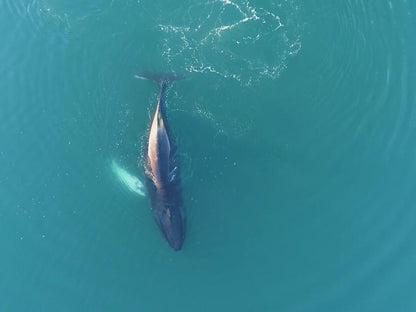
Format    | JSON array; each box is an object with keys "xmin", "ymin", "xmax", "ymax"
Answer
[
  {"xmin": 111, "ymin": 160, "xmax": 145, "ymax": 196},
  {"xmin": 169, "ymin": 166, "xmax": 178, "ymax": 182}
]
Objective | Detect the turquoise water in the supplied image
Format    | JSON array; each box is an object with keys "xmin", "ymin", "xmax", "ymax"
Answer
[{"xmin": 1, "ymin": 0, "xmax": 415, "ymax": 310}]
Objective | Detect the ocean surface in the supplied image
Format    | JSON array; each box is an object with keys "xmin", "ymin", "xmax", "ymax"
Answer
[{"xmin": 1, "ymin": 0, "xmax": 415, "ymax": 311}]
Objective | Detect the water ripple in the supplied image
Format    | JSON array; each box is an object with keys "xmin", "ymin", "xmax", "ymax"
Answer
[
  {"xmin": 153, "ymin": 0, "xmax": 304, "ymax": 85},
  {"xmin": 293, "ymin": 0, "xmax": 416, "ymax": 309}
]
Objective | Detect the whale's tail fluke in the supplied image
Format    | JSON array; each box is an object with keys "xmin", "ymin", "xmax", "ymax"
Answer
[
  {"xmin": 135, "ymin": 72, "xmax": 184, "ymax": 88},
  {"xmin": 135, "ymin": 72, "xmax": 184, "ymax": 109}
]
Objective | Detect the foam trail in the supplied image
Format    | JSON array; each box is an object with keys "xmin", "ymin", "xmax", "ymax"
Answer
[{"xmin": 111, "ymin": 160, "xmax": 145, "ymax": 196}]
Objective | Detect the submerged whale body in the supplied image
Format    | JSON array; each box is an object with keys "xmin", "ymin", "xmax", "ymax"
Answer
[{"xmin": 140, "ymin": 72, "xmax": 185, "ymax": 251}]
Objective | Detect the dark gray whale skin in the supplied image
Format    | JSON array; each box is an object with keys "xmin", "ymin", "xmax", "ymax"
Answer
[{"xmin": 141, "ymin": 73, "xmax": 185, "ymax": 251}]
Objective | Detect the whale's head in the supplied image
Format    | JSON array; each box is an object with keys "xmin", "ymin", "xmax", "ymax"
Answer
[{"xmin": 154, "ymin": 205, "xmax": 185, "ymax": 251}]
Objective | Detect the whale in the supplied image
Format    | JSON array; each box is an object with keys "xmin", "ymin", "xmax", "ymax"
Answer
[{"xmin": 139, "ymin": 72, "xmax": 185, "ymax": 251}]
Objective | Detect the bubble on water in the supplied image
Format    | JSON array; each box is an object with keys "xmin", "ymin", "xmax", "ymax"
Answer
[{"xmin": 158, "ymin": 0, "xmax": 303, "ymax": 85}]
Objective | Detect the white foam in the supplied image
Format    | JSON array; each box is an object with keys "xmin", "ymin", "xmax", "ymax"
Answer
[{"xmin": 157, "ymin": 0, "xmax": 303, "ymax": 84}]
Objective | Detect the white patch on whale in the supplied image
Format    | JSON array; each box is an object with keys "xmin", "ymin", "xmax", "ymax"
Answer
[{"xmin": 111, "ymin": 160, "xmax": 145, "ymax": 196}]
